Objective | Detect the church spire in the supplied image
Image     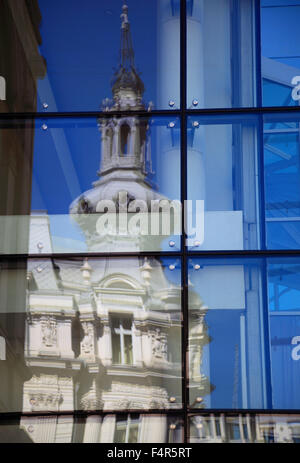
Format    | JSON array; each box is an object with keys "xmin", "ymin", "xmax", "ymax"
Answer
[
  {"xmin": 111, "ymin": 3, "xmax": 145, "ymax": 103},
  {"xmin": 120, "ymin": 3, "xmax": 135, "ymax": 70}
]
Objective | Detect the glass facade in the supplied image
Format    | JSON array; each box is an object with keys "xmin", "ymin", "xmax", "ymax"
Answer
[{"xmin": 1, "ymin": 0, "xmax": 300, "ymax": 444}]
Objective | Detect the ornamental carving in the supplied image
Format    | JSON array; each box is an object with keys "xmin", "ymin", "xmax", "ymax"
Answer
[
  {"xmin": 29, "ymin": 392, "xmax": 63, "ymax": 410},
  {"xmin": 81, "ymin": 322, "xmax": 95, "ymax": 355},
  {"xmin": 41, "ymin": 317, "xmax": 57, "ymax": 348},
  {"xmin": 150, "ymin": 328, "xmax": 168, "ymax": 361},
  {"xmin": 80, "ymin": 393, "xmax": 102, "ymax": 411}
]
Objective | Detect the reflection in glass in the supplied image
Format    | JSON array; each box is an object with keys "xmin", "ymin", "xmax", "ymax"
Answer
[
  {"xmin": 189, "ymin": 413, "xmax": 300, "ymax": 443},
  {"xmin": 1, "ymin": 1, "xmax": 179, "ymax": 112},
  {"xmin": 268, "ymin": 258, "xmax": 300, "ymax": 409},
  {"xmin": 187, "ymin": 0, "xmax": 257, "ymax": 108},
  {"xmin": 0, "ymin": 414, "xmax": 183, "ymax": 443},
  {"xmin": 188, "ymin": 257, "xmax": 267, "ymax": 409},
  {"xmin": 264, "ymin": 113, "xmax": 300, "ymax": 249},
  {"xmin": 0, "ymin": 114, "xmax": 181, "ymax": 254},
  {"xmin": 187, "ymin": 115, "xmax": 260, "ymax": 250},
  {"xmin": 0, "ymin": 257, "xmax": 182, "ymax": 414},
  {"xmin": 261, "ymin": 1, "xmax": 300, "ymax": 107}
]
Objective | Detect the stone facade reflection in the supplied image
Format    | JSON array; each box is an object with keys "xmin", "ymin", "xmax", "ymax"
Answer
[{"xmin": 17, "ymin": 4, "xmax": 208, "ymax": 443}]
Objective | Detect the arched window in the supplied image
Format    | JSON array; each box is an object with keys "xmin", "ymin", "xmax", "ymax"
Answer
[{"xmin": 120, "ymin": 123, "xmax": 130, "ymax": 156}]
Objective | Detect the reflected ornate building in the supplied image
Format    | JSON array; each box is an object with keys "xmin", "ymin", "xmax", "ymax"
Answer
[{"xmin": 18, "ymin": 4, "xmax": 207, "ymax": 443}]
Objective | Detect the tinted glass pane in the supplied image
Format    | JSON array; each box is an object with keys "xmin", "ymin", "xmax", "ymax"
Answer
[
  {"xmin": 0, "ymin": 0, "xmax": 180, "ymax": 113},
  {"xmin": 0, "ymin": 116, "xmax": 181, "ymax": 254},
  {"xmin": 268, "ymin": 258, "xmax": 300, "ymax": 409},
  {"xmin": 189, "ymin": 413, "xmax": 300, "ymax": 443},
  {"xmin": 0, "ymin": 257, "xmax": 182, "ymax": 413},
  {"xmin": 187, "ymin": 115, "xmax": 260, "ymax": 250},
  {"xmin": 264, "ymin": 113, "xmax": 300, "ymax": 249},
  {"xmin": 187, "ymin": 0, "xmax": 257, "ymax": 109},
  {"xmin": 188, "ymin": 257, "xmax": 267, "ymax": 409},
  {"xmin": 261, "ymin": 2, "xmax": 300, "ymax": 106}
]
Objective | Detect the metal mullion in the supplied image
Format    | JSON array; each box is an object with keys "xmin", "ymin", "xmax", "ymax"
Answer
[
  {"xmin": 1, "ymin": 105, "xmax": 300, "ymax": 121},
  {"xmin": 3, "ymin": 249, "xmax": 300, "ymax": 261},
  {"xmin": 2, "ymin": 408, "xmax": 300, "ymax": 421},
  {"xmin": 0, "ymin": 110, "xmax": 181, "ymax": 120},
  {"xmin": 180, "ymin": 0, "xmax": 188, "ymax": 445},
  {"xmin": 258, "ymin": 109, "xmax": 273, "ymax": 408},
  {"xmin": 255, "ymin": 0, "xmax": 263, "ymax": 109}
]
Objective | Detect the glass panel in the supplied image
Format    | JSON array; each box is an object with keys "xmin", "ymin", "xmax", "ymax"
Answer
[
  {"xmin": 0, "ymin": 0, "xmax": 179, "ymax": 113},
  {"xmin": 187, "ymin": 115, "xmax": 260, "ymax": 250},
  {"xmin": 0, "ymin": 257, "xmax": 182, "ymax": 413},
  {"xmin": 189, "ymin": 413, "xmax": 300, "ymax": 443},
  {"xmin": 0, "ymin": 414, "xmax": 183, "ymax": 443},
  {"xmin": 268, "ymin": 258, "xmax": 300, "ymax": 409},
  {"xmin": 0, "ymin": 116, "xmax": 181, "ymax": 254},
  {"xmin": 261, "ymin": 1, "xmax": 300, "ymax": 107},
  {"xmin": 187, "ymin": 0, "xmax": 257, "ymax": 109},
  {"xmin": 188, "ymin": 257, "xmax": 267, "ymax": 409},
  {"xmin": 264, "ymin": 113, "xmax": 300, "ymax": 249}
]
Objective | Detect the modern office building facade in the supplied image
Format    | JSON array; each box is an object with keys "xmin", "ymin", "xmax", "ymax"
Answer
[{"xmin": 0, "ymin": 0, "xmax": 300, "ymax": 443}]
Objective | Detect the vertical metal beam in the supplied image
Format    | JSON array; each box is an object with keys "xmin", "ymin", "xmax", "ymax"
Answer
[{"xmin": 180, "ymin": 0, "xmax": 188, "ymax": 444}]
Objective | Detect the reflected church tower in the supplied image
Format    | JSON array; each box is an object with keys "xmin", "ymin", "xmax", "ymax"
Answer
[
  {"xmin": 21, "ymin": 4, "xmax": 209, "ymax": 443},
  {"xmin": 70, "ymin": 4, "xmax": 166, "ymax": 253}
]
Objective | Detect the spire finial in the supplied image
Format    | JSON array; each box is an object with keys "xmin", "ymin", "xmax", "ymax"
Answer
[
  {"xmin": 110, "ymin": 2, "xmax": 145, "ymax": 99},
  {"xmin": 121, "ymin": 4, "xmax": 129, "ymax": 30},
  {"xmin": 120, "ymin": 3, "xmax": 135, "ymax": 69}
]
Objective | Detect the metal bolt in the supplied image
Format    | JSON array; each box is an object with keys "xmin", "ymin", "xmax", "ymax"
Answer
[
  {"xmin": 27, "ymin": 425, "xmax": 34, "ymax": 433},
  {"xmin": 169, "ymin": 397, "xmax": 176, "ymax": 403},
  {"xmin": 168, "ymin": 121, "xmax": 175, "ymax": 128},
  {"xmin": 169, "ymin": 264, "xmax": 175, "ymax": 271},
  {"xmin": 169, "ymin": 424, "xmax": 176, "ymax": 430},
  {"xmin": 194, "ymin": 240, "xmax": 201, "ymax": 247},
  {"xmin": 192, "ymin": 99, "xmax": 199, "ymax": 107},
  {"xmin": 37, "ymin": 242, "xmax": 44, "ymax": 250},
  {"xmin": 193, "ymin": 121, "xmax": 199, "ymax": 128},
  {"xmin": 42, "ymin": 123, "xmax": 48, "ymax": 131},
  {"xmin": 42, "ymin": 103, "xmax": 49, "ymax": 109},
  {"xmin": 194, "ymin": 264, "xmax": 201, "ymax": 271},
  {"xmin": 169, "ymin": 240, "xmax": 175, "ymax": 248},
  {"xmin": 196, "ymin": 397, "xmax": 203, "ymax": 403},
  {"xmin": 37, "ymin": 266, "xmax": 43, "ymax": 273},
  {"xmin": 169, "ymin": 100, "xmax": 175, "ymax": 107}
]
